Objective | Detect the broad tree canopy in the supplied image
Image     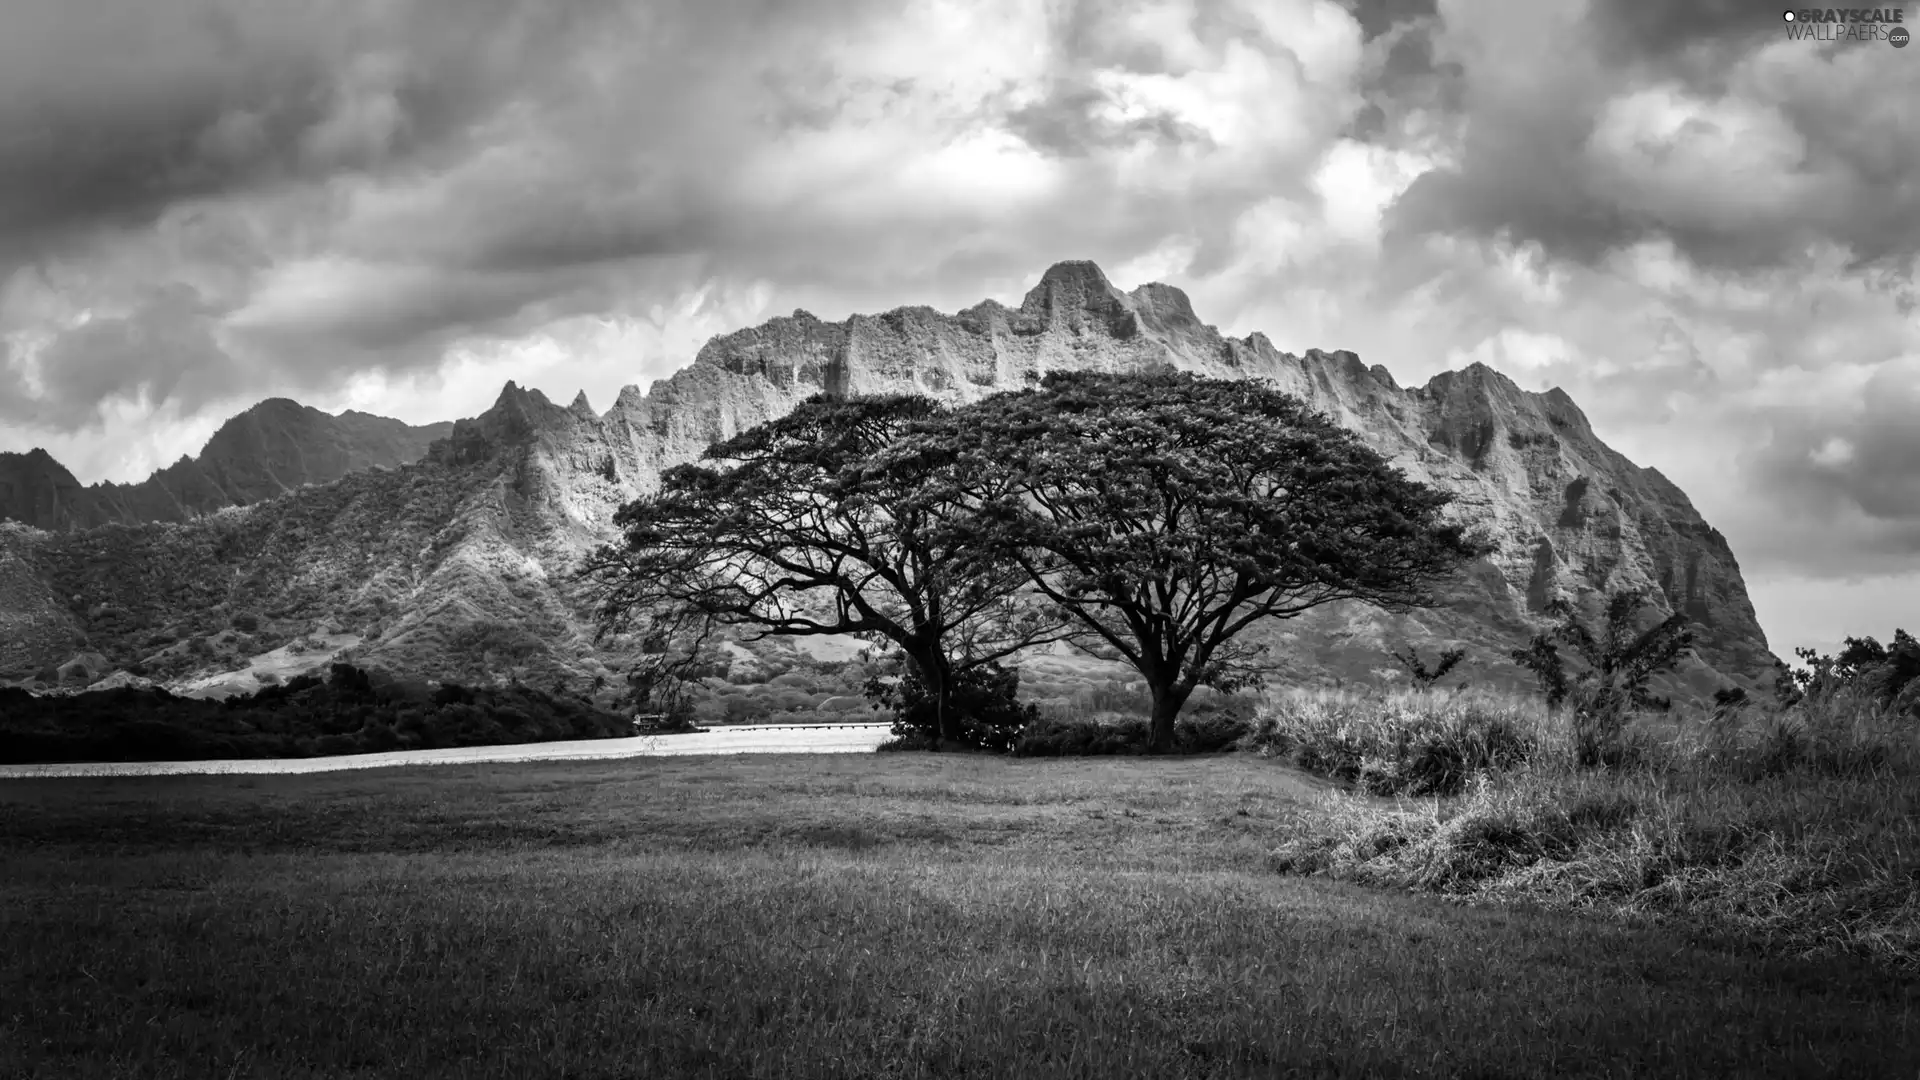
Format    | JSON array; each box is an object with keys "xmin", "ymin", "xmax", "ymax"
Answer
[
  {"xmin": 880, "ymin": 369, "xmax": 1493, "ymax": 751},
  {"xmin": 578, "ymin": 392, "xmax": 1060, "ymax": 744}
]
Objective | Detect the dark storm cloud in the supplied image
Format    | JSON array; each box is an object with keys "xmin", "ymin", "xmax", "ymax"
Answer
[
  {"xmin": 1388, "ymin": 150, "xmax": 1660, "ymax": 267},
  {"xmin": 1335, "ymin": 0, "xmax": 1439, "ymax": 40},
  {"xmin": 1376, "ymin": 0, "xmax": 1920, "ymax": 275},
  {"xmin": 0, "ymin": 0, "xmax": 911, "ymax": 429},
  {"xmin": 22, "ymin": 284, "xmax": 243, "ymax": 430},
  {"xmin": 1383, "ymin": 27, "xmax": 1466, "ymax": 106},
  {"xmin": 1345, "ymin": 16, "xmax": 1462, "ymax": 141},
  {"xmin": 1584, "ymin": 0, "xmax": 1786, "ymax": 72},
  {"xmin": 254, "ymin": 0, "xmax": 1327, "ymax": 358},
  {"xmin": 1002, "ymin": 0, "xmax": 1257, "ymax": 159},
  {"xmin": 0, "ymin": 0, "xmax": 617, "ymax": 255},
  {"xmin": 1733, "ymin": 361, "xmax": 1920, "ymax": 574},
  {"xmin": 1004, "ymin": 79, "xmax": 1215, "ymax": 158}
]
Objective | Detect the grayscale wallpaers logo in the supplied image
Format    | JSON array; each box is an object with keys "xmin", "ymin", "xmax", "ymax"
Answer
[{"xmin": 1783, "ymin": 8, "xmax": 1909, "ymax": 45}]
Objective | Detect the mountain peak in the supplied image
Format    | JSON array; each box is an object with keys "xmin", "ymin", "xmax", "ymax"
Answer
[
  {"xmin": 489, "ymin": 380, "xmax": 556, "ymax": 413},
  {"xmin": 1020, "ymin": 260, "xmax": 1122, "ymax": 314},
  {"xmin": 1127, "ymin": 280, "xmax": 1198, "ymax": 323},
  {"xmin": 1039, "ymin": 259, "xmax": 1111, "ymax": 288},
  {"xmin": 1422, "ymin": 361, "xmax": 1524, "ymax": 397},
  {"xmin": 569, "ymin": 390, "xmax": 595, "ymax": 419},
  {"xmin": 613, "ymin": 384, "xmax": 647, "ymax": 411}
]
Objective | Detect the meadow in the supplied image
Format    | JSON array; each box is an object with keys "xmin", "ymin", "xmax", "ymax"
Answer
[{"xmin": 4, "ymin": 741, "xmax": 1916, "ymax": 1078}]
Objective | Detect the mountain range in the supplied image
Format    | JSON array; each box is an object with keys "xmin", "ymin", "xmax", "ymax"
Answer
[
  {"xmin": 0, "ymin": 401, "xmax": 453, "ymax": 531},
  {"xmin": 0, "ymin": 261, "xmax": 1780, "ymax": 705}
]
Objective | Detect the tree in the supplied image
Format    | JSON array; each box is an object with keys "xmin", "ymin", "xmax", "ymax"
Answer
[
  {"xmin": 578, "ymin": 393, "xmax": 1063, "ymax": 749},
  {"xmin": 619, "ymin": 601, "xmax": 719, "ymax": 730},
  {"xmin": 881, "ymin": 370, "xmax": 1493, "ymax": 753},
  {"xmin": 1789, "ymin": 628, "xmax": 1920, "ymax": 715},
  {"xmin": 1391, "ymin": 644, "xmax": 1466, "ymax": 689},
  {"xmin": 1512, "ymin": 591, "xmax": 1693, "ymax": 709},
  {"xmin": 864, "ymin": 656, "xmax": 1037, "ymax": 753},
  {"xmin": 1511, "ymin": 590, "xmax": 1694, "ymax": 765}
]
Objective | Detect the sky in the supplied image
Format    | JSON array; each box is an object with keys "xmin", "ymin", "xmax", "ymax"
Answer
[{"xmin": 0, "ymin": 0, "xmax": 1916, "ymax": 663}]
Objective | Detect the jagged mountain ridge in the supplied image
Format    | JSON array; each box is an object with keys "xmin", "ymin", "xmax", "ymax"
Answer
[
  {"xmin": 0, "ymin": 399, "xmax": 454, "ymax": 531},
  {"xmin": 0, "ymin": 261, "xmax": 1778, "ymax": 700}
]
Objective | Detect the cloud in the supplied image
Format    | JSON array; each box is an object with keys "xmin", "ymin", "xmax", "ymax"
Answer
[
  {"xmin": 1381, "ymin": 0, "xmax": 1920, "ymax": 273},
  {"xmin": 1733, "ymin": 353, "xmax": 1920, "ymax": 573},
  {"xmin": 1337, "ymin": 0, "xmax": 1439, "ymax": 40},
  {"xmin": 1289, "ymin": 0, "xmax": 1920, "ymax": 590},
  {"xmin": 1, "ymin": 0, "xmax": 1918, "ymax": 661},
  {"xmin": 0, "ymin": 0, "xmax": 592, "ymax": 258},
  {"xmin": 6, "ymin": 283, "xmax": 242, "ymax": 431}
]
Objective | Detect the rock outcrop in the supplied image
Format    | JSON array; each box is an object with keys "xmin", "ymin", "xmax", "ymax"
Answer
[{"xmin": 0, "ymin": 261, "xmax": 1780, "ymax": 699}]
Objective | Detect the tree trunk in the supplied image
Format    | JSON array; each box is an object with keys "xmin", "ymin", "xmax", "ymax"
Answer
[
  {"xmin": 1146, "ymin": 681, "xmax": 1191, "ymax": 754},
  {"xmin": 907, "ymin": 647, "xmax": 961, "ymax": 750}
]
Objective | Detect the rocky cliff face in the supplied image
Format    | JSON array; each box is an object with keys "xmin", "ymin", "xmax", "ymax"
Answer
[
  {"xmin": 0, "ymin": 400, "xmax": 454, "ymax": 531},
  {"xmin": 0, "ymin": 261, "xmax": 1779, "ymax": 699}
]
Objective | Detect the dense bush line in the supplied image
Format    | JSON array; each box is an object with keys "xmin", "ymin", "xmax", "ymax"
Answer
[{"xmin": 0, "ymin": 663, "xmax": 633, "ymax": 764}]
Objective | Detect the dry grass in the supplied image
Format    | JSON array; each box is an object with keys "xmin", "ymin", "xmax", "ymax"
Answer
[{"xmin": 1258, "ymin": 683, "xmax": 1920, "ymax": 969}]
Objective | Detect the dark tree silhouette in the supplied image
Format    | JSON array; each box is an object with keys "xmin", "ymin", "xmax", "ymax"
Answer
[
  {"xmin": 1789, "ymin": 628, "xmax": 1920, "ymax": 714},
  {"xmin": 1392, "ymin": 644, "xmax": 1467, "ymax": 689},
  {"xmin": 1511, "ymin": 590, "xmax": 1696, "ymax": 766},
  {"xmin": 1512, "ymin": 591, "xmax": 1694, "ymax": 712},
  {"xmin": 578, "ymin": 394, "xmax": 1063, "ymax": 748},
  {"xmin": 881, "ymin": 370, "xmax": 1493, "ymax": 753},
  {"xmin": 620, "ymin": 601, "xmax": 722, "ymax": 730}
]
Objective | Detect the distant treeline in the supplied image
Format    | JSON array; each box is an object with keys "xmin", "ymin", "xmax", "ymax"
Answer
[{"xmin": 0, "ymin": 664, "xmax": 633, "ymax": 765}]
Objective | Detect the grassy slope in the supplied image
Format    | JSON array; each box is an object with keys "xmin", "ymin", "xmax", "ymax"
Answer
[{"xmin": 3, "ymin": 755, "xmax": 1914, "ymax": 1079}]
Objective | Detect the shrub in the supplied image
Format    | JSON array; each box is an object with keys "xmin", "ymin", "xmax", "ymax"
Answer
[
  {"xmin": 1512, "ymin": 591, "xmax": 1693, "ymax": 767},
  {"xmin": 0, "ymin": 664, "xmax": 637, "ymax": 765},
  {"xmin": 1011, "ymin": 712, "xmax": 1253, "ymax": 757},
  {"xmin": 875, "ymin": 729, "xmax": 938, "ymax": 752},
  {"xmin": 1791, "ymin": 629, "xmax": 1920, "ymax": 717},
  {"xmin": 1012, "ymin": 715, "xmax": 1150, "ymax": 756},
  {"xmin": 1170, "ymin": 711, "xmax": 1254, "ymax": 753},
  {"xmin": 865, "ymin": 659, "xmax": 1038, "ymax": 752},
  {"xmin": 1389, "ymin": 644, "xmax": 1467, "ymax": 690}
]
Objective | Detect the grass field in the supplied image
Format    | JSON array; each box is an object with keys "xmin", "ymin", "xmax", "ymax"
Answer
[{"xmin": 4, "ymin": 753, "xmax": 1916, "ymax": 1079}]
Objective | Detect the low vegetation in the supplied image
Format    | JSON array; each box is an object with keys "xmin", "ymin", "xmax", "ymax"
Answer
[
  {"xmin": 5, "ymin": 755, "xmax": 1916, "ymax": 1078},
  {"xmin": 0, "ymin": 663, "xmax": 633, "ymax": 764},
  {"xmin": 1256, "ymin": 679, "xmax": 1920, "ymax": 970},
  {"xmin": 1245, "ymin": 605, "xmax": 1920, "ymax": 969}
]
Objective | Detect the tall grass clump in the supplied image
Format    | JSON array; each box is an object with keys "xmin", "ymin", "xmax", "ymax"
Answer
[
  {"xmin": 1243, "ymin": 686, "xmax": 1539, "ymax": 796},
  {"xmin": 1267, "ymin": 677, "xmax": 1920, "ymax": 969}
]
